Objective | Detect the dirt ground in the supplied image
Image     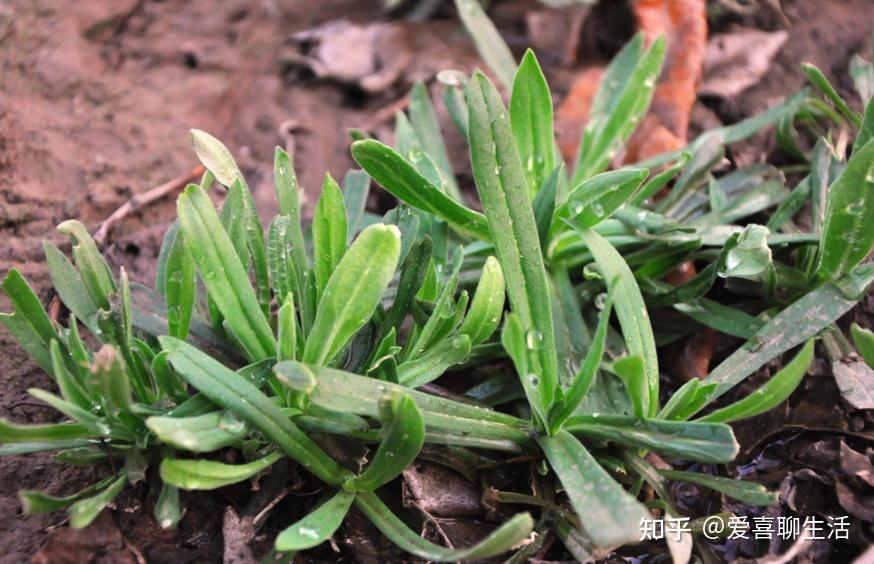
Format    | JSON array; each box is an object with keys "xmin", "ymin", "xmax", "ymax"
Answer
[{"xmin": 1, "ymin": 0, "xmax": 872, "ymax": 561}]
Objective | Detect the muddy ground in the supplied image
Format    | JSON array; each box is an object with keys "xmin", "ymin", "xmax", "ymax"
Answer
[{"xmin": 1, "ymin": 0, "xmax": 872, "ymax": 561}]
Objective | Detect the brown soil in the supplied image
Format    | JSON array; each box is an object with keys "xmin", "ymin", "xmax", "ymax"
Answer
[{"xmin": 0, "ymin": 0, "xmax": 871, "ymax": 562}]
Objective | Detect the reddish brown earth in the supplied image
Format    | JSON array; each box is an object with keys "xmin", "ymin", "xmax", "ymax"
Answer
[{"xmin": 0, "ymin": 0, "xmax": 872, "ymax": 561}]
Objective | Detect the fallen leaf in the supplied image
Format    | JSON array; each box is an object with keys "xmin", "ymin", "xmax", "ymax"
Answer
[
  {"xmin": 833, "ymin": 359, "xmax": 874, "ymax": 410},
  {"xmin": 840, "ymin": 440, "xmax": 874, "ymax": 488},
  {"xmin": 700, "ymin": 28, "xmax": 789, "ymax": 98}
]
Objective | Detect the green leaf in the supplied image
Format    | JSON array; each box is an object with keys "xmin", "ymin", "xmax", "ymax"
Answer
[
  {"xmin": 549, "ymin": 288, "xmax": 612, "ymax": 432},
  {"xmin": 802, "ymin": 63, "xmax": 863, "ymax": 128},
  {"xmin": 274, "ymin": 361, "xmax": 531, "ymax": 445},
  {"xmin": 558, "ymin": 168, "xmax": 648, "ymax": 229},
  {"xmin": 19, "ymin": 477, "xmax": 113, "ymax": 514},
  {"xmin": 378, "ymin": 237, "xmax": 431, "ymax": 343},
  {"xmin": 501, "ymin": 313, "xmax": 548, "ymax": 425},
  {"xmin": 572, "ymin": 35, "xmax": 665, "ymax": 183},
  {"xmin": 343, "ymin": 169, "xmax": 371, "ymax": 241},
  {"xmin": 303, "ymin": 224, "xmax": 400, "ymax": 366},
  {"xmin": 658, "ymin": 469, "xmax": 778, "ymax": 506},
  {"xmin": 274, "ymin": 147, "xmax": 310, "ymax": 302},
  {"xmin": 698, "ymin": 264, "xmax": 874, "ymax": 413},
  {"xmin": 572, "ymin": 227, "xmax": 659, "ymax": 415},
  {"xmin": 720, "ymin": 224, "xmax": 772, "ymax": 280},
  {"xmin": 538, "ymin": 430, "xmax": 649, "ymax": 548},
  {"xmin": 817, "ymin": 138, "xmax": 874, "ymax": 280},
  {"xmin": 57, "ymin": 220, "xmax": 116, "ymax": 310},
  {"xmin": 851, "ymin": 323, "xmax": 874, "ymax": 368},
  {"xmin": 0, "ymin": 268, "xmax": 58, "ymax": 373},
  {"xmin": 453, "ymin": 0, "xmax": 516, "ymax": 90},
  {"xmin": 345, "ymin": 389, "xmax": 424, "ymax": 492},
  {"xmin": 313, "ymin": 174, "xmax": 348, "ymax": 301},
  {"xmin": 565, "ymin": 415, "xmax": 739, "ymax": 463},
  {"xmin": 161, "ymin": 337, "xmax": 347, "ymax": 484},
  {"xmin": 28, "ymin": 389, "xmax": 106, "ymax": 435},
  {"xmin": 277, "ymin": 293, "xmax": 297, "ymax": 362},
  {"xmin": 351, "ymin": 140, "xmax": 491, "ymax": 240},
  {"xmin": 160, "ymin": 452, "xmax": 282, "ymax": 490},
  {"xmin": 155, "ymin": 482, "xmax": 182, "ymax": 529},
  {"xmin": 467, "ymin": 70, "xmax": 559, "ymax": 412},
  {"xmin": 49, "ymin": 340, "xmax": 90, "ymax": 409},
  {"xmin": 162, "ymin": 228, "xmax": 196, "ymax": 340},
  {"xmin": 90, "ymin": 345, "xmax": 132, "ymax": 415},
  {"xmin": 459, "ymin": 256, "xmax": 505, "ymax": 345},
  {"xmin": 510, "ymin": 49, "xmax": 555, "ymax": 195},
  {"xmin": 43, "ymin": 241, "xmax": 99, "ymax": 333},
  {"xmin": 275, "ymin": 489, "xmax": 355, "ymax": 551},
  {"xmin": 613, "ymin": 355, "xmax": 647, "ymax": 418},
  {"xmin": 0, "ymin": 419, "xmax": 98, "ymax": 443},
  {"xmin": 397, "ymin": 335, "xmax": 471, "ymax": 388},
  {"xmin": 533, "ymin": 167, "xmax": 559, "ymax": 248},
  {"xmin": 355, "ymin": 490, "xmax": 533, "ymax": 561},
  {"xmin": 191, "ymin": 129, "xmax": 243, "ymax": 186},
  {"xmin": 699, "ymin": 339, "xmax": 814, "ymax": 423},
  {"xmin": 177, "ymin": 184, "xmax": 275, "ymax": 361},
  {"xmin": 409, "ymin": 81, "xmax": 462, "ymax": 201},
  {"xmin": 68, "ymin": 474, "xmax": 126, "ymax": 528},
  {"xmin": 146, "ymin": 410, "xmax": 249, "ymax": 453}
]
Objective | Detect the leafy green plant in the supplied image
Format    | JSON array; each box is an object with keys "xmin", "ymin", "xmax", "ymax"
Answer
[{"xmin": 2, "ymin": 16, "xmax": 874, "ymax": 564}]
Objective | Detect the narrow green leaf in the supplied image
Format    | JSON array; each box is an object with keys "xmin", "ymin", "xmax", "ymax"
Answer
[
  {"xmin": 510, "ymin": 49, "xmax": 555, "ymax": 195},
  {"xmin": 57, "ymin": 220, "xmax": 116, "ymax": 310},
  {"xmin": 312, "ymin": 174, "xmax": 348, "ymax": 301},
  {"xmin": 161, "ymin": 337, "xmax": 348, "ymax": 485},
  {"xmin": 409, "ymin": 81, "xmax": 462, "ymax": 201},
  {"xmin": 453, "ymin": 0, "xmax": 516, "ymax": 90},
  {"xmin": 274, "ymin": 147, "xmax": 310, "ymax": 305},
  {"xmin": 49, "ymin": 340, "xmax": 90, "ymax": 409},
  {"xmin": 155, "ymin": 482, "xmax": 182, "ymax": 529},
  {"xmin": 68, "ymin": 474, "xmax": 126, "ymax": 529},
  {"xmin": 699, "ymin": 264, "xmax": 874, "ymax": 412},
  {"xmin": 397, "ymin": 335, "xmax": 471, "ymax": 388},
  {"xmin": 533, "ymin": 167, "xmax": 559, "ymax": 248},
  {"xmin": 467, "ymin": 70, "xmax": 559, "ymax": 411},
  {"xmin": 355, "ymin": 490, "xmax": 533, "ymax": 561},
  {"xmin": 275, "ymin": 489, "xmax": 355, "ymax": 551},
  {"xmin": 274, "ymin": 361, "xmax": 531, "ymax": 444},
  {"xmin": 613, "ymin": 355, "xmax": 647, "ymax": 418},
  {"xmin": 351, "ymin": 140, "xmax": 491, "ymax": 240},
  {"xmin": 459, "ymin": 256, "xmax": 505, "ymax": 345},
  {"xmin": 343, "ymin": 169, "xmax": 371, "ymax": 241},
  {"xmin": 572, "ymin": 36, "xmax": 665, "ymax": 183},
  {"xmin": 572, "ymin": 227, "xmax": 659, "ymax": 415},
  {"xmin": 538, "ymin": 430, "xmax": 649, "ymax": 548},
  {"xmin": 802, "ymin": 63, "xmax": 863, "ymax": 128},
  {"xmin": 177, "ymin": 184, "xmax": 275, "ymax": 361},
  {"xmin": 549, "ymin": 289, "xmax": 613, "ymax": 431},
  {"xmin": 658, "ymin": 469, "xmax": 778, "ymax": 506},
  {"xmin": 163, "ymin": 228, "xmax": 196, "ymax": 340},
  {"xmin": 346, "ymin": 389, "xmax": 425, "ymax": 491},
  {"xmin": 277, "ymin": 293, "xmax": 297, "ymax": 362},
  {"xmin": 20, "ymin": 477, "xmax": 113, "ymax": 514},
  {"xmin": 303, "ymin": 224, "xmax": 400, "ymax": 366},
  {"xmin": 565, "ymin": 415, "xmax": 739, "ymax": 463},
  {"xmin": 28, "ymin": 389, "xmax": 106, "ymax": 435},
  {"xmin": 699, "ymin": 339, "xmax": 814, "ymax": 423},
  {"xmin": 146, "ymin": 410, "xmax": 249, "ymax": 453},
  {"xmin": 558, "ymin": 168, "xmax": 648, "ymax": 229},
  {"xmin": 817, "ymin": 138, "xmax": 874, "ymax": 280},
  {"xmin": 0, "ymin": 269, "xmax": 57, "ymax": 373},
  {"xmin": 43, "ymin": 241, "xmax": 99, "ymax": 332},
  {"xmin": 378, "ymin": 237, "xmax": 431, "ymax": 342},
  {"xmin": 851, "ymin": 323, "xmax": 874, "ymax": 368},
  {"xmin": 0, "ymin": 420, "xmax": 97, "ymax": 443},
  {"xmin": 90, "ymin": 345, "xmax": 132, "ymax": 414},
  {"xmin": 160, "ymin": 452, "xmax": 281, "ymax": 490}
]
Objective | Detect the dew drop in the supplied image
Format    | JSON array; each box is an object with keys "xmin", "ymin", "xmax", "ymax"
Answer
[{"xmin": 526, "ymin": 330, "xmax": 543, "ymax": 350}]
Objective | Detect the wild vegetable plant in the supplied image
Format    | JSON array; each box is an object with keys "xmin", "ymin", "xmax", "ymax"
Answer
[{"xmin": 1, "ymin": 15, "xmax": 873, "ymax": 563}]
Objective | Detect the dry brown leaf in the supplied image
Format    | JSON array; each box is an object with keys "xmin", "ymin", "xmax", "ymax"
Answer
[{"xmin": 700, "ymin": 28, "xmax": 789, "ymax": 98}]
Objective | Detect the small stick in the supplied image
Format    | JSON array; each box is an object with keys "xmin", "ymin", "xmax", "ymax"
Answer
[{"xmin": 93, "ymin": 164, "xmax": 205, "ymax": 246}]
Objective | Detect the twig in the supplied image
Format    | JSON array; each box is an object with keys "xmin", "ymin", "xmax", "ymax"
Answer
[
  {"xmin": 358, "ymin": 93, "xmax": 411, "ymax": 133},
  {"xmin": 93, "ymin": 165, "xmax": 205, "ymax": 246}
]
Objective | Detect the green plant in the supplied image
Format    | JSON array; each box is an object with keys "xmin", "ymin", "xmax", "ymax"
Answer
[{"xmin": 2, "ymin": 17, "xmax": 873, "ymax": 564}]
